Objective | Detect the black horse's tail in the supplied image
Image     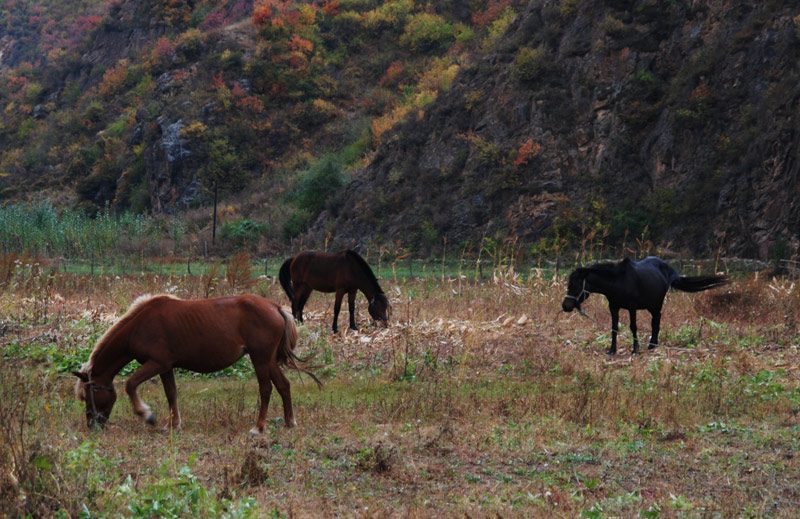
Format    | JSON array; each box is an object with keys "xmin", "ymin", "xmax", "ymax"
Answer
[
  {"xmin": 279, "ymin": 257, "xmax": 294, "ymax": 303},
  {"xmin": 671, "ymin": 273, "xmax": 730, "ymax": 292}
]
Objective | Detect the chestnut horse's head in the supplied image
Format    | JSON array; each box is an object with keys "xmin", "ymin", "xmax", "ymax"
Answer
[
  {"xmin": 562, "ymin": 268, "xmax": 591, "ymax": 313},
  {"xmin": 73, "ymin": 369, "xmax": 117, "ymax": 429},
  {"xmin": 368, "ymin": 293, "xmax": 391, "ymax": 327}
]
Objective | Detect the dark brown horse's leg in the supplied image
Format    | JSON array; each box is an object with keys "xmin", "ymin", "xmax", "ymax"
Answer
[
  {"xmin": 629, "ymin": 309, "xmax": 639, "ymax": 354},
  {"xmin": 648, "ymin": 310, "xmax": 661, "ymax": 349},
  {"xmin": 295, "ymin": 286, "xmax": 311, "ymax": 324},
  {"xmin": 269, "ymin": 363, "xmax": 295, "ymax": 428},
  {"xmin": 347, "ymin": 289, "xmax": 358, "ymax": 331},
  {"xmin": 332, "ymin": 290, "xmax": 345, "ymax": 333},
  {"xmin": 250, "ymin": 362, "xmax": 273, "ymax": 435},
  {"xmin": 159, "ymin": 370, "xmax": 181, "ymax": 430},
  {"xmin": 125, "ymin": 360, "xmax": 165, "ymax": 426},
  {"xmin": 608, "ymin": 303, "xmax": 619, "ymax": 355}
]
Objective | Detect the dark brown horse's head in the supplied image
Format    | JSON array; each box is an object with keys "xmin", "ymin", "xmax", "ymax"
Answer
[
  {"xmin": 562, "ymin": 268, "xmax": 591, "ymax": 313},
  {"xmin": 368, "ymin": 293, "xmax": 391, "ymax": 327},
  {"xmin": 73, "ymin": 370, "xmax": 117, "ymax": 429}
]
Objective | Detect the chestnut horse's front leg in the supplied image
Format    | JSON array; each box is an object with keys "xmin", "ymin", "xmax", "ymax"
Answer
[
  {"xmin": 125, "ymin": 360, "xmax": 166, "ymax": 426},
  {"xmin": 159, "ymin": 370, "xmax": 181, "ymax": 430}
]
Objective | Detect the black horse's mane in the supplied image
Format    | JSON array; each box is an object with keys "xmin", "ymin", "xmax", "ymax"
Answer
[
  {"xmin": 583, "ymin": 258, "xmax": 631, "ymax": 276},
  {"xmin": 345, "ymin": 250, "xmax": 384, "ymax": 294}
]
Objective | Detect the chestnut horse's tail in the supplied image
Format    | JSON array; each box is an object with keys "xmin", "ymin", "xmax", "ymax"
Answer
[
  {"xmin": 277, "ymin": 307, "xmax": 322, "ymax": 388},
  {"xmin": 671, "ymin": 273, "xmax": 731, "ymax": 292},
  {"xmin": 279, "ymin": 257, "xmax": 294, "ymax": 304}
]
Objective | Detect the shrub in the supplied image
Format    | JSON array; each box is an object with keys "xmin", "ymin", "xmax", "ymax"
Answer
[
  {"xmin": 400, "ymin": 13, "xmax": 455, "ymax": 52},
  {"xmin": 513, "ymin": 47, "xmax": 546, "ymax": 82},
  {"xmin": 601, "ymin": 15, "xmax": 627, "ymax": 37},
  {"xmin": 220, "ymin": 219, "xmax": 269, "ymax": 247},
  {"xmin": 282, "ymin": 208, "xmax": 312, "ymax": 238},
  {"xmin": 560, "ymin": 0, "xmax": 579, "ymax": 18},
  {"xmin": 794, "ymin": 14, "xmax": 800, "ymax": 39},
  {"xmin": 176, "ymin": 28, "xmax": 206, "ymax": 60},
  {"xmin": 296, "ymin": 156, "xmax": 347, "ymax": 215},
  {"xmin": 226, "ymin": 250, "xmax": 255, "ymax": 290}
]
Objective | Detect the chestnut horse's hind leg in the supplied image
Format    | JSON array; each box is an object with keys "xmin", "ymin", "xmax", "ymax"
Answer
[
  {"xmin": 250, "ymin": 361, "xmax": 274, "ymax": 435},
  {"xmin": 125, "ymin": 360, "xmax": 165, "ymax": 426},
  {"xmin": 159, "ymin": 370, "xmax": 181, "ymax": 430},
  {"xmin": 269, "ymin": 363, "xmax": 295, "ymax": 428}
]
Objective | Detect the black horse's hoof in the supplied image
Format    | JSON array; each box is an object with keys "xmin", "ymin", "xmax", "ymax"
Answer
[
  {"xmin": 648, "ymin": 344, "xmax": 657, "ymax": 350},
  {"xmin": 349, "ymin": 326, "xmax": 359, "ymax": 332}
]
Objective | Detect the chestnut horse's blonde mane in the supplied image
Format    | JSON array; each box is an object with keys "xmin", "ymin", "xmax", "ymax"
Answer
[{"xmin": 81, "ymin": 294, "xmax": 179, "ymax": 373}]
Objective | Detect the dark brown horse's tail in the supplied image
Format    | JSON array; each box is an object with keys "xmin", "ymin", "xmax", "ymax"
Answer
[
  {"xmin": 277, "ymin": 308, "xmax": 322, "ymax": 388},
  {"xmin": 671, "ymin": 273, "xmax": 731, "ymax": 292},
  {"xmin": 278, "ymin": 258, "xmax": 294, "ymax": 304}
]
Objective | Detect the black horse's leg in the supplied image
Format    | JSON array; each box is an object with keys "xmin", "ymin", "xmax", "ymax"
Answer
[
  {"xmin": 332, "ymin": 290, "xmax": 344, "ymax": 333},
  {"xmin": 629, "ymin": 309, "xmax": 639, "ymax": 354},
  {"xmin": 348, "ymin": 289, "xmax": 358, "ymax": 331},
  {"xmin": 608, "ymin": 303, "xmax": 619, "ymax": 355},
  {"xmin": 649, "ymin": 309, "xmax": 661, "ymax": 349}
]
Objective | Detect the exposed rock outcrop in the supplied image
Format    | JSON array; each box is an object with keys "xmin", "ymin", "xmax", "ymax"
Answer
[{"xmin": 309, "ymin": 1, "xmax": 800, "ymax": 259}]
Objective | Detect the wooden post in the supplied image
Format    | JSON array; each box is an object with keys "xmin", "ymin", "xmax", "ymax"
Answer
[{"xmin": 212, "ymin": 180, "xmax": 218, "ymax": 245}]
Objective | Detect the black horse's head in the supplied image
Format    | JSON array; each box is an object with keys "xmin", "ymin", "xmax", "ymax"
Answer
[
  {"xmin": 73, "ymin": 370, "xmax": 117, "ymax": 429},
  {"xmin": 368, "ymin": 293, "xmax": 391, "ymax": 327},
  {"xmin": 562, "ymin": 268, "xmax": 591, "ymax": 313}
]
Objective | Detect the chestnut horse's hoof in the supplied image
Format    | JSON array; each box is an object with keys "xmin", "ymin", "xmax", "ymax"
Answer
[
  {"xmin": 145, "ymin": 412, "xmax": 156, "ymax": 426},
  {"xmin": 249, "ymin": 427, "xmax": 262, "ymax": 436}
]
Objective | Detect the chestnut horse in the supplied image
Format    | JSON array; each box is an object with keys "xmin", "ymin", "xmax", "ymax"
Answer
[
  {"xmin": 73, "ymin": 294, "xmax": 319, "ymax": 434},
  {"xmin": 562, "ymin": 256, "xmax": 729, "ymax": 355},
  {"xmin": 279, "ymin": 250, "xmax": 390, "ymax": 333}
]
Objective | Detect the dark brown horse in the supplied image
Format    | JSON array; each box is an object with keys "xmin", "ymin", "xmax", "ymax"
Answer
[
  {"xmin": 73, "ymin": 294, "xmax": 319, "ymax": 434},
  {"xmin": 562, "ymin": 256, "xmax": 730, "ymax": 355},
  {"xmin": 279, "ymin": 250, "xmax": 390, "ymax": 333}
]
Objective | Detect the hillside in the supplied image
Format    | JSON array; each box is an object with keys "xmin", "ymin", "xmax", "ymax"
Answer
[
  {"xmin": 0, "ymin": 0, "xmax": 799, "ymax": 260},
  {"xmin": 308, "ymin": 1, "xmax": 800, "ymax": 260}
]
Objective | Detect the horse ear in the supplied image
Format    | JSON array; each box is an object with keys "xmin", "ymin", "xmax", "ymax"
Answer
[{"xmin": 72, "ymin": 371, "xmax": 89, "ymax": 382}]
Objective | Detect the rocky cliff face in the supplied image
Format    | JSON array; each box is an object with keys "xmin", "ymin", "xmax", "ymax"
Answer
[{"xmin": 310, "ymin": 1, "xmax": 800, "ymax": 259}]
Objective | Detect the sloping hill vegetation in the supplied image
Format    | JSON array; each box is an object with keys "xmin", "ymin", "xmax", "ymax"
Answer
[
  {"xmin": 0, "ymin": 0, "xmax": 509, "ymax": 255},
  {"xmin": 1, "ymin": 0, "xmax": 799, "ymax": 261}
]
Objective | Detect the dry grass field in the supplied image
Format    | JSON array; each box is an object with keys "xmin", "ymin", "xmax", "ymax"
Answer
[{"xmin": 1, "ymin": 261, "xmax": 799, "ymax": 518}]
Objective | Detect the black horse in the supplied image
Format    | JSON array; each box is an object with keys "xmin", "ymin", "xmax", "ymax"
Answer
[
  {"xmin": 562, "ymin": 256, "xmax": 729, "ymax": 354},
  {"xmin": 279, "ymin": 250, "xmax": 390, "ymax": 333}
]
